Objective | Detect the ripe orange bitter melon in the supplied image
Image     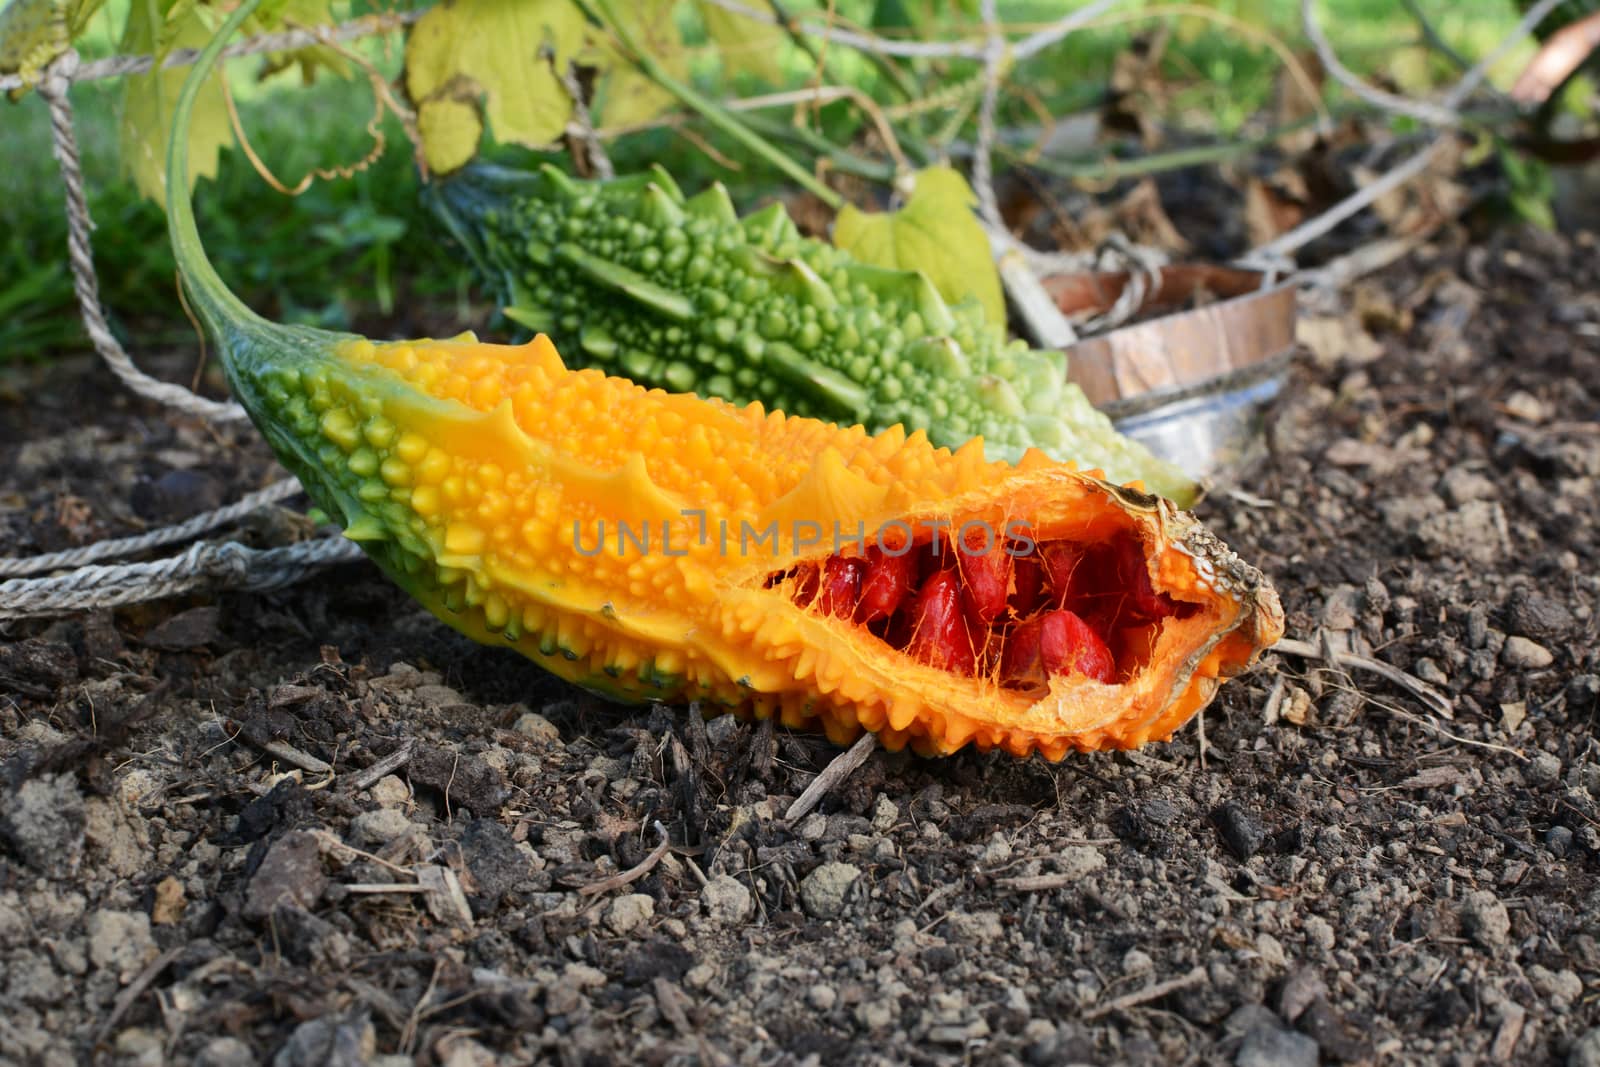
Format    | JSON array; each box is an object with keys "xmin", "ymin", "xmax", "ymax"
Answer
[{"xmin": 166, "ymin": 0, "xmax": 1284, "ymax": 759}]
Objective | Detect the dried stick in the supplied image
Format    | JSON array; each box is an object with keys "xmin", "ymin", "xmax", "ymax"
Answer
[
  {"xmin": 784, "ymin": 731, "xmax": 877, "ymax": 822},
  {"xmin": 1083, "ymin": 966, "xmax": 1208, "ymax": 1020},
  {"xmin": 578, "ymin": 821, "xmax": 672, "ymax": 896},
  {"xmin": 1270, "ymin": 636, "xmax": 1454, "ymax": 721},
  {"xmin": 346, "ymin": 738, "xmax": 416, "ymax": 793}
]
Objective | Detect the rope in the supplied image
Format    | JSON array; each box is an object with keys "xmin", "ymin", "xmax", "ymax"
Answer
[
  {"xmin": 0, "ymin": 478, "xmax": 303, "ymax": 578},
  {"xmin": 0, "ymin": 13, "xmax": 427, "ymax": 617},
  {"xmin": 0, "ymin": 536, "xmax": 367, "ymax": 619},
  {"xmin": 0, "ymin": 11, "xmax": 425, "ymax": 94},
  {"xmin": 38, "ymin": 50, "xmax": 248, "ymax": 422}
]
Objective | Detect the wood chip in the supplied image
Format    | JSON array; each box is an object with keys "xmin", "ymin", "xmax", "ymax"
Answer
[
  {"xmin": 345, "ymin": 738, "xmax": 415, "ymax": 792},
  {"xmin": 996, "ymin": 873, "xmax": 1080, "ymax": 893},
  {"xmin": 1396, "ymin": 765, "xmax": 1463, "ymax": 790},
  {"xmin": 1082, "ymin": 966, "xmax": 1208, "ymax": 1020},
  {"xmin": 784, "ymin": 732, "xmax": 877, "ymax": 822},
  {"xmin": 417, "ymin": 864, "xmax": 474, "ymax": 928}
]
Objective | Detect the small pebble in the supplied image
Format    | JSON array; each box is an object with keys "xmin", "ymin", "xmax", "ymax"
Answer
[
  {"xmin": 870, "ymin": 796, "xmax": 899, "ymax": 832},
  {"xmin": 799, "ymin": 862, "xmax": 860, "ymax": 919},
  {"xmin": 1528, "ymin": 752, "xmax": 1563, "ymax": 788},
  {"xmin": 1502, "ymin": 636, "xmax": 1555, "ymax": 669},
  {"xmin": 1213, "ymin": 802, "xmax": 1267, "ymax": 860},
  {"xmin": 348, "ymin": 808, "xmax": 413, "ymax": 846},
  {"xmin": 1570, "ymin": 1026, "xmax": 1600, "ymax": 1067},
  {"xmin": 807, "ymin": 984, "xmax": 837, "ymax": 1011},
  {"xmin": 87, "ymin": 910, "xmax": 157, "ymax": 983},
  {"xmin": 1236, "ymin": 1025, "xmax": 1318, "ymax": 1067},
  {"xmin": 700, "ymin": 876, "xmax": 753, "ymax": 925},
  {"xmin": 512, "ymin": 711, "xmax": 561, "ymax": 744},
  {"xmin": 1304, "ymin": 915, "xmax": 1336, "ymax": 953},
  {"xmin": 980, "ymin": 832, "xmax": 1012, "ymax": 866},
  {"xmin": 1121, "ymin": 948, "xmax": 1154, "ymax": 975},
  {"xmin": 368, "ymin": 775, "xmax": 410, "ymax": 809},
  {"xmin": 1459, "ymin": 889, "xmax": 1511, "ymax": 950},
  {"xmin": 605, "ymin": 894, "xmax": 655, "ymax": 936},
  {"xmin": 1503, "ymin": 390, "xmax": 1546, "ymax": 423}
]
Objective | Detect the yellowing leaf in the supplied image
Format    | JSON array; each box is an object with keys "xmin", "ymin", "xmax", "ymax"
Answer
[
  {"xmin": 119, "ymin": 0, "xmax": 232, "ymax": 202},
  {"xmin": 832, "ymin": 166, "xmax": 1006, "ymax": 327},
  {"xmin": 589, "ymin": 0, "xmax": 684, "ymax": 130},
  {"xmin": 251, "ymin": 0, "xmax": 351, "ymax": 85},
  {"xmin": 695, "ymin": 0, "xmax": 783, "ymax": 84},
  {"xmin": 405, "ymin": 0, "xmax": 586, "ymax": 163},
  {"xmin": 0, "ymin": 0, "xmax": 105, "ymax": 97},
  {"xmin": 417, "ymin": 95, "xmax": 482, "ymax": 175}
]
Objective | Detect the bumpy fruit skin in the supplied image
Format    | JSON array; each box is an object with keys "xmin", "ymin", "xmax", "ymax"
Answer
[
  {"xmin": 427, "ymin": 163, "xmax": 1198, "ymax": 504},
  {"xmin": 168, "ymin": 0, "xmax": 1283, "ymax": 759}
]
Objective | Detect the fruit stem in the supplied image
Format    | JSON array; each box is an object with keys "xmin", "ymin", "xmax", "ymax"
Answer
[{"xmin": 164, "ymin": 0, "xmax": 271, "ymax": 340}]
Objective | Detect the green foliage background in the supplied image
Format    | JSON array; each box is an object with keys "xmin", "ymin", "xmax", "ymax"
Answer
[{"xmin": 0, "ymin": 0, "xmax": 1566, "ymax": 364}]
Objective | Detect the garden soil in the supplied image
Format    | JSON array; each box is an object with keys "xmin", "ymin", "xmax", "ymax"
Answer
[{"xmin": 1, "ymin": 223, "xmax": 1598, "ymax": 1066}]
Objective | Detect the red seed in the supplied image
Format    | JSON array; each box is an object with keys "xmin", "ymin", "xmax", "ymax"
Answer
[
  {"xmin": 1111, "ymin": 535, "xmax": 1176, "ymax": 621},
  {"xmin": 903, "ymin": 569, "xmax": 976, "ymax": 673},
  {"xmin": 1039, "ymin": 542, "xmax": 1094, "ymax": 609},
  {"xmin": 855, "ymin": 543, "xmax": 918, "ymax": 624},
  {"xmin": 819, "ymin": 556, "xmax": 867, "ymax": 617},
  {"xmin": 957, "ymin": 542, "xmax": 1011, "ymax": 624},
  {"xmin": 1001, "ymin": 609, "xmax": 1117, "ymax": 686},
  {"xmin": 792, "ymin": 562, "xmax": 819, "ymax": 604},
  {"xmin": 1000, "ymin": 614, "xmax": 1047, "ymax": 688},
  {"xmin": 1039, "ymin": 609, "xmax": 1117, "ymax": 684},
  {"xmin": 1009, "ymin": 551, "xmax": 1046, "ymax": 617}
]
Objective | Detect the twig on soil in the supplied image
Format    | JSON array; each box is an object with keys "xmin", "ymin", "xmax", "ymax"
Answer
[
  {"xmin": 343, "ymin": 883, "xmax": 431, "ymax": 894},
  {"xmin": 313, "ymin": 831, "xmax": 416, "ymax": 876},
  {"xmin": 259, "ymin": 738, "xmax": 334, "ymax": 775},
  {"xmin": 784, "ymin": 731, "xmax": 878, "ymax": 822},
  {"xmin": 93, "ymin": 947, "xmax": 182, "ymax": 1047},
  {"xmin": 345, "ymin": 738, "xmax": 416, "ymax": 793},
  {"xmin": 578, "ymin": 820, "xmax": 672, "ymax": 896},
  {"xmin": 996, "ymin": 872, "xmax": 1089, "ymax": 892},
  {"xmin": 1330, "ymin": 683, "xmax": 1526, "ymax": 760},
  {"xmin": 1270, "ymin": 636, "xmax": 1454, "ymax": 721},
  {"xmin": 1082, "ymin": 966, "xmax": 1208, "ymax": 1020},
  {"xmin": 915, "ymin": 883, "xmax": 959, "ymax": 915}
]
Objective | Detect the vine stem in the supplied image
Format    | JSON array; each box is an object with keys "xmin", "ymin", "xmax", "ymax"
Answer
[{"xmin": 579, "ymin": 0, "xmax": 844, "ymax": 210}]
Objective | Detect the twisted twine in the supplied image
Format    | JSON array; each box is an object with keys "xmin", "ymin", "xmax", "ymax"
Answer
[
  {"xmin": 0, "ymin": 11, "xmax": 424, "ymax": 94},
  {"xmin": 38, "ymin": 50, "xmax": 248, "ymax": 422},
  {"xmin": 0, "ymin": 18, "xmax": 429, "ymax": 618},
  {"xmin": 0, "ymin": 537, "xmax": 367, "ymax": 619},
  {"xmin": 0, "ymin": 478, "xmax": 302, "ymax": 578}
]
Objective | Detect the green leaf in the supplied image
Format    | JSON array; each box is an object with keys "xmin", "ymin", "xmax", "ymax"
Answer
[
  {"xmin": 119, "ymin": 0, "xmax": 232, "ymax": 203},
  {"xmin": 694, "ymin": 0, "xmax": 783, "ymax": 84},
  {"xmin": 0, "ymin": 0, "xmax": 106, "ymax": 97},
  {"xmin": 250, "ymin": 0, "xmax": 352, "ymax": 85},
  {"xmin": 405, "ymin": 0, "xmax": 587, "ymax": 172},
  {"xmin": 832, "ymin": 165, "xmax": 1006, "ymax": 327},
  {"xmin": 590, "ymin": 0, "xmax": 684, "ymax": 130}
]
